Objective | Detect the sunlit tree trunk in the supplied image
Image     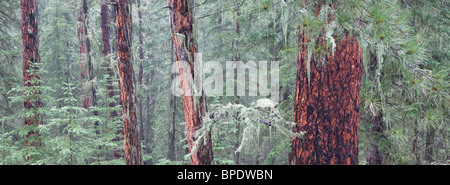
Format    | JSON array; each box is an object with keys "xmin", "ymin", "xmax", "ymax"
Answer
[
  {"xmin": 115, "ymin": 0, "xmax": 143, "ymax": 165},
  {"xmin": 168, "ymin": 0, "xmax": 214, "ymax": 165},
  {"xmin": 290, "ymin": 3, "xmax": 362, "ymax": 165},
  {"xmin": 20, "ymin": 0, "xmax": 42, "ymax": 162}
]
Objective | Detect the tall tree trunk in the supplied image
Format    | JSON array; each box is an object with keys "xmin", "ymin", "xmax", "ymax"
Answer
[
  {"xmin": 366, "ymin": 51, "xmax": 387, "ymax": 165},
  {"xmin": 168, "ymin": 0, "xmax": 214, "ymax": 165},
  {"xmin": 168, "ymin": 38, "xmax": 177, "ymax": 161},
  {"xmin": 144, "ymin": 73, "xmax": 154, "ymax": 165},
  {"xmin": 78, "ymin": 0, "xmax": 97, "ymax": 114},
  {"xmin": 290, "ymin": 4, "xmax": 362, "ymax": 165},
  {"xmin": 110, "ymin": 2, "xmax": 125, "ymax": 161},
  {"xmin": 115, "ymin": 0, "xmax": 143, "ymax": 165},
  {"xmin": 101, "ymin": 3, "xmax": 118, "ymax": 119},
  {"xmin": 20, "ymin": 0, "xmax": 42, "ymax": 162},
  {"xmin": 136, "ymin": 0, "xmax": 145, "ymax": 160},
  {"xmin": 233, "ymin": 11, "xmax": 240, "ymax": 165}
]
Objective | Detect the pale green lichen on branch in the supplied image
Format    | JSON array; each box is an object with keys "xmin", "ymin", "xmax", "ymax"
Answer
[{"xmin": 186, "ymin": 99, "xmax": 304, "ymax": 159}]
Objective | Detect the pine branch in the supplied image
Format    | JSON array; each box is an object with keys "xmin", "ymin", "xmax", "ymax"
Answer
[{"xmin": 196, "ymin": 0, "xmax": 247, "ymax": 19}]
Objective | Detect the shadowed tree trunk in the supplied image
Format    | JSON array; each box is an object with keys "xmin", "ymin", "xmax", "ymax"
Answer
[
  {"xmin": 366, "ymin": 112, "xmax": 385, "ymax": 165},
  {"xmin": 145, "ymin": 73, "xmax": 154, "ymax": 165},
  {"xmin": 233, "ymin": 11, "xmax": 241, "ymax": 165},
  {"xmin": 168, "ymin": 38, "xmax": 177, "ymax": 161},
  {"xmin": 366, "ymin": 51, "xmax": 387, "ymax": 165},
  {"xmin": 168, "ymin": 0, "xmax": 214, "ymax": 165},
  {"xmin": 411, "ymin": 119, "xmax": 421, "ymax": 164},
  {"xmin": 136, "ymin": 0, "xmax": 146, "ymax": 163},
  {"xmin": 109, "ymin": 2, "xmax": 125, "ymax": 161},
  {"xmin": 20, "ymin": 0, "xmax": 42, "ymax": 162},
  {"xmin": 101, "ymin": 3, "xmax": 118, "ymax": 119},
  {"xmin": 425, "ymin": 125, "xmax": 436, "ymax": 164},
  {"xmin": 78, "ymin": 0, "xmax": 97, "ymax": 115},
  {"xmin": 290, "ymin": 3, "xmax": 362, "ymax": 165},
  {"xmin": 115, "ymin": 0, "xmax": 143, "ymax": 165}
]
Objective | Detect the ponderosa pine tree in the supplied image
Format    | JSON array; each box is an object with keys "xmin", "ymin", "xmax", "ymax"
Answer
[
  {"xmin": 168, "ymin": 0, "xmax": 214, "ymax": 165},
  {"xmin": 77, "ymin": 0, "xmax": 98, "ymax": 120},
  {"xmin": 290, "ymin": 2, "xmax": 362, "ymax": 165},
  {"xmin": 115, "ymin": 0, "xmax": 142, "ymax": 165},
  {"xmin": 101, "ymin": 2, "xmax": 118, "ymax": 119},
  {"xmin": 20, "ymin": 0, "xmax": 42, "ymax": 162}
]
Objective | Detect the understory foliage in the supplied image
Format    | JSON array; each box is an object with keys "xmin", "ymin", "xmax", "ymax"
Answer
[{"xmin": 0, "ymin": 0, "xmax": 448, "ymax": 165}]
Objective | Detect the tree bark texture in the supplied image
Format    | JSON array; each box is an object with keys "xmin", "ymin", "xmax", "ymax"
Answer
[
  {"xmin": 20, "ymin": 0, "xmax": 42, "ymax": 160},
  {"xmin": 365, "ymin": 51, "xmax": 387, "ymax": 165},
  {"xmin": 290, "ymin": 26, "xmax": 363, "ymax": 165},
  {"xmin": 115, "ymin": 0, "xmax": 143, "ymax": 165},
  {"xmin": 137, "ymin": 0, "xmax": 145, "ymax": 154},
  {"xmin": 78, "ymin": 0, "xmax": 97, "ymax": 112},
  {"xmin": 101, "ymin": 3, "xmax": 118, "ymax": 119},
  {"xmin": 168, "ymin": 0, "xmax": 214, "ymax": 165}
]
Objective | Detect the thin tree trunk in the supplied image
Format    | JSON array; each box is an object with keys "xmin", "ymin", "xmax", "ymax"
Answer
[
  {"xmin": 137, "ymin": 0, "xmax": 145, "ymax": 160},
  {"xmin": 233, "ymin": 11, "xmax": 240, "ymax": 165},
  {"xmin": 168, "ymin": 0, "xmax": 214, "ymax": 165},
  {"xmin": 366, "ymin": 51, "xmax": 387, "ymax": 165},
  {"xmin": 168, "ymin": 38, "xmax": 177, "ymax": 161},
  {"xmin": 20, "ymin": 0, "xmax": 42, "ymax": 162},
  {"xmin": 412, "ymin": 119, "xmax": 421, "ymax": 164},
  {"xmin": 425, "ymin": 125, "xmax": 435, "ymax": 164},
  {"xmin": 366, "ymin": 112, "xmax": 385, "ymax": 165},
  {"xmin": 115, "ymin": 0, "xmax": 143, "ymax": 165},
  {"xmin": 290, "ymin": 3, "xmax": 362, "ymax": 165},
  {"xmin": 145, "ymin": 74, "xmax": 154, "ymax": 165}
]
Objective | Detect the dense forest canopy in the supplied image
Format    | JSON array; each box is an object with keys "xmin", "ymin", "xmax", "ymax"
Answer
[{"xmin": 0, "ymin": 0, "xmax": 448, "ymax": 165}]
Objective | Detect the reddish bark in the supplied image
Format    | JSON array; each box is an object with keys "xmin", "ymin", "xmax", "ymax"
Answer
[
  {"xmin": 20, "ymin": 0, "xmax": 42, "ymax": 161},
  {"xmin": 290, "ymin": 26, "xmax": 363, "ymax": 165},
  {"xmin": 115, "ymin": 0, "xmax": 143, "ymax": 165},
  {"xmin": 168, "ymin": 0, "xmax": 214, "ymax": 165}
]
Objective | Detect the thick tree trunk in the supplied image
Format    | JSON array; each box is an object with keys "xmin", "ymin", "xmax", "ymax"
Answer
[
  {"xmin": 168, "ymin": 0, "xmax": 214, "ymax": 165},
  {"xmin": 110, "ymin": 3, "xmax": 125, "ymax": 161},
  {"xmin": 290, "ymin": 24, "xmax": 362, "ymax": 165},
  {"xmin": 78, "ymin": 0, "xmax": 97, "ymax": 113},
  {"xmin": 115, "ymin": 0, "xmax": 143, "ymax": 165},
  {"xmin": 101, "ymin": 3, "xmax": 118, "ymax": 119},
  {"xmin": 20, "ymin": 0, "xmax": 42, "ymax": 162}
]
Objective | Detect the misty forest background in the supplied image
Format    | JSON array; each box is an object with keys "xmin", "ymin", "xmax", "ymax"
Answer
[{"xmin": 0, "ymin": 0, "xmax": 448, "ymax": 165}]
